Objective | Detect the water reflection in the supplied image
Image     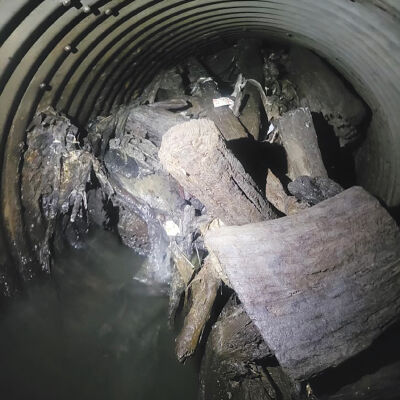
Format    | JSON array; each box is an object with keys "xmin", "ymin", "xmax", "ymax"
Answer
[{"xmin": 0, "ymin": 229, "xmax": 198, "ymax": 400}]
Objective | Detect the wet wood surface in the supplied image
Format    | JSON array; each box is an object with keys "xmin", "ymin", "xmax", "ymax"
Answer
[{"xmin": 205, "ymin": 187, "xmax": 400, "ymax": 380}]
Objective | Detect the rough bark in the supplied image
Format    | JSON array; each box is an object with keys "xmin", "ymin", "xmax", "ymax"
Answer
[
  {"xmin": 175, "ymin": 257, "xmax": 221, "ymax": 362},
  {"xmin": 265, "ymin": 170, "xmax": 309, "ymax": 215},
  {"xmin": 235, "ymin": 39, "xmax": 264, "ymax": 139},
  {"xmin": 159, "ymin": 119, "xmax": 275, "ymax": 225},
  {"xmin": 205, "ymin": 187, "xmax": 400, "ymax": 381},
  {"xmin": 277, "ymin": 107, "xmax": 328, "ymax": 179},
  {"xmin": 284, "ymin": 46, "xmax": 367, "ymax": 146},
  {"xmin": 199, "ymin": 297, "xmax": 298, "ymax": 400}
]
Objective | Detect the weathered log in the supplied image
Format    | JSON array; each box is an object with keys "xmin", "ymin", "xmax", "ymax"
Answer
[
  {"xmin": 277, "ymin": 107, "xmax": 328, "ymax": 179},
  {"xmin": 205, "ymin": 187, "xmax": 400, "ymax": 380},
  {"xmin": 175, "ymin": 257, "xmax": 221, "ymax": 362},
  {"xmin": 206, "ymin": 297, "xmax": 272, "ymax": 362},
  {"xmin": 127, "ymin": 105, "xmax": 189, "ymax": 147},
  {"xmin": 172, "ymin": 217, "xmax": 227, "ymax": 359},
  {"xmin": 285, "ymin": 46, "xmax": 367, "ymax": 146},
  {"xmin": 168, "ymin": 241, "xmax": 200, "ymax": 323},
  {"xmin": 265, "ymin": 170, "xmax": 309, "ymax": 215},
  {"xmin": 87, "ymin": 98, "xmax": 189, "ymax": 157},
  {"xmin": 185, "ymin": 57, "xmax": 248, "ymax": 141},
  {"xmin": 159, "ymin": 119, "xmax": 275, "ymax": 225},
  {"xmin": 235, "ymin": 39, "xmax": 264, "ymax": 139},
  {"xmin": 199, "ymin": 297, "xmax": 298, "ymax": 400}
]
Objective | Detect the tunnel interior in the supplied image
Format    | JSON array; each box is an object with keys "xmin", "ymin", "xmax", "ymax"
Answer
[
  {"xmin": 1, "ymin": 0, "xmax": 400, "ymax": 288},
  {"xmin": 0, "ymin": 0, "xmax": 400, "ymax": 399}
]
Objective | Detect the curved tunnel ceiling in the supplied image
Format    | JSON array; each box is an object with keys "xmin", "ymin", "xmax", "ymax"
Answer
[{"xmin": 0, "ymin": 0, "xmax": 400, "ymax": 283}]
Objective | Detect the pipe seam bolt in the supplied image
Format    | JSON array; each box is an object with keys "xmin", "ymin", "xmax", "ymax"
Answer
[
  {"xmin": 83, "ymin": 5, "xmax": 91, "ymax": 14},
  {"xmin": 104, "ymin": 8, "xmax": 112, "ymax": 16},
  {"xmin": 64, "ymin": 45, "xmax": 72, "ymax": 53},
  {"xmin": 61, "ymin": 0, "xmax": 71, "ymax": 6}
]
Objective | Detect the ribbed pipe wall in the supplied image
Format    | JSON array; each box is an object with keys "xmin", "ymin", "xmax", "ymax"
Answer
[{"xmin": 0, "ymin": 0, "xmax": 399, "ymax": 287}]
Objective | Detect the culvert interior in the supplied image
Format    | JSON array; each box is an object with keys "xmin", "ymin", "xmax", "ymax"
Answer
[
  {"xmin": 1, "ymin": 0, "xmax": 400, "ymax": 290},
  {"xmin": 0, "ymin": 0, "xmax": 400, "ymax": 397}
]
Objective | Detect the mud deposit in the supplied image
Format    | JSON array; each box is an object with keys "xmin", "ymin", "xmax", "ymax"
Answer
[{"xmin": 0, "ymin": 229, "xmax": 198, "ymax": 400}]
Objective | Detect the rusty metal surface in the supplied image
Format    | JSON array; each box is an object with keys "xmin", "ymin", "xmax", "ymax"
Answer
[{"xmin": 0, "ymin": 0, "xmax": 399, "ymax": 290}]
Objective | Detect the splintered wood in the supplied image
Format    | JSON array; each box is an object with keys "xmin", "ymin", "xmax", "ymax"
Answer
[
  {"xmin": 205, "ymin": 187, "xmax": 400, "ymax": 380},
  {"xmin": 175, "ymin": 257, "xmax": 220, "ymax": 362},
  {"xmin": 159, "ymin": 119, "xmax": 275, "ymax": 225},
  {"xmin": 265, "ymin": 169, "xmax": 309, "ymax": 215},
  {"xmin": 277, "ymin": 107, "xmax": 328, "ymax": 180}
]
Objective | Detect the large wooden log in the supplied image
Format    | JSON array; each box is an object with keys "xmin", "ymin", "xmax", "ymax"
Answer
[
  {"xmin": 277, "ymin": 107, "xmax": 328, "ymax": 179},
  {"xmin": 205, "ymin": 298, "xmax": 272, "ymax": 363},
  {"xmin": 205, "ymin": 187, "xmax": 400, "ymax": 380},
  {"xmin": 159, "ymin": 119, "xmax": 275, "ymax": 225},
  {"xmin": 127, "ymin": 105, "xmax": 188, "ymax": 147}
]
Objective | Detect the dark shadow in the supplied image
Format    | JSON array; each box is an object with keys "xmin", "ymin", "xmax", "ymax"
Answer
[
  {"xmin": 310, "ymin": 320, "xmax": 400, "ymax": 397},
  {"xmin": 387, "ymin": 205, "xmax": 400, "ymax": 227},
  {"xmin": 90, "ymin": 7, "xmax": 101, "ymax": 16},
  {"xmin": 191, "ymin": 284, "xmax": 234, "ymax": 370},
  {"xmin": 312, "ymin": 112, "xmax": 357, "ymax": 188},
  {"xmin": 227, "ymin": 137, "xmax": 288, "ymax": 194}
]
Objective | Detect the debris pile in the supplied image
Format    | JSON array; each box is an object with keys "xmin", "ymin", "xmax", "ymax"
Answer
[
  {"xmin": 21, "ymin": 109, "xmax": 114, "ymax": 273},
  {"xmin": 18, "ymin": 41, "xmax": 400, "ymax": 400}
]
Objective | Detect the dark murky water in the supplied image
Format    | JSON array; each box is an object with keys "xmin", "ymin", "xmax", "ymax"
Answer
[{"xmin": 0, "ymin": 229, "xmax": 198, "ymax": 400}]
